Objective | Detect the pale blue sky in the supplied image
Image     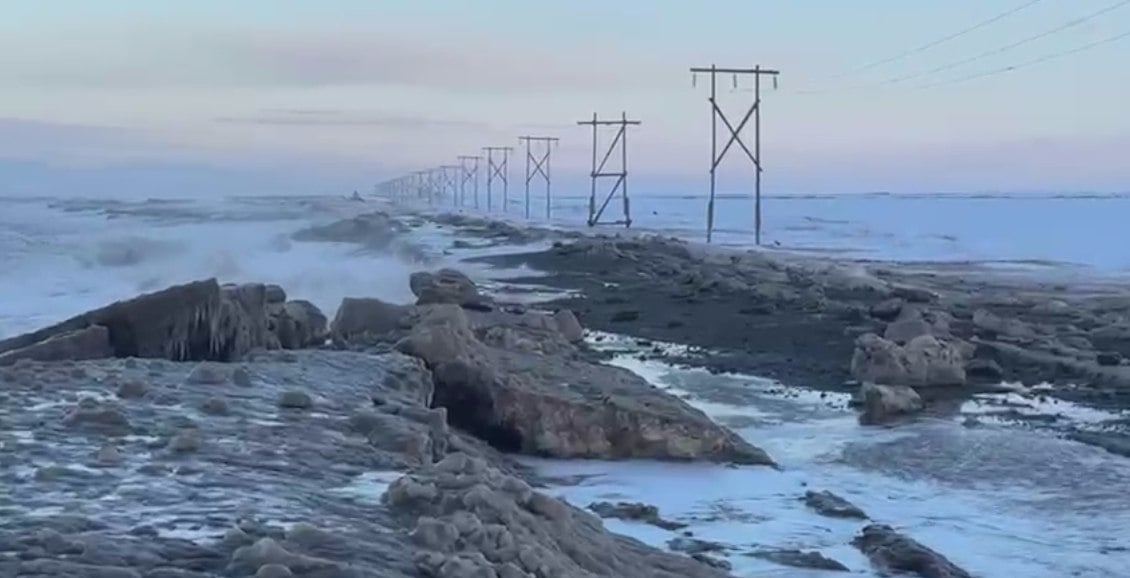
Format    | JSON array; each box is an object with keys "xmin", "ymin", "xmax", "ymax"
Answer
[{"xmin": 2, "ymin": 0, "xmax": 1128, "ymax": 196}]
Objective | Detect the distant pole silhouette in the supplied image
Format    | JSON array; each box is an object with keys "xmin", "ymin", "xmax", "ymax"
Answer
[
  {"xmin": 483, "ymin": 146, "xmax": 513, "ymax": 213},
  {"xmin": 457, "ymin": 155, "xmax": 482, "ymax": 209}
]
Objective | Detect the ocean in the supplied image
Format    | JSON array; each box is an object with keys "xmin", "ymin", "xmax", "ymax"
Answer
[{"xmin": 2, "ymin": 191, "xmax": 1129, "ymax": 576}]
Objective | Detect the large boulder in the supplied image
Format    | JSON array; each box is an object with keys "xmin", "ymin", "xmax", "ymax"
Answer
[
  {"xmin": 385, "ymin": 453, "xmax": 734, "ymax": 578},
  {"xmin": 271, "ymin": 300, "xmax": 328, "ymax": 349},
  {"xmin": 851, "ymin": 333, "xmax": 967, "ymax": 388},
  {"xmin": 972, "ymin": 309, "xmax": 1037, "ymax": 342},
  {"xmin": 0, "ymin": 279, "xmax": 270, "ymax": 363},
  {"xmin": 410, "ymin": 268, "xmax": 494, "ymax": 310},
  {"xmin": 291, "ymin": 211, "xmax": 406, "ymax": 249},
  {"xmin": 858, "ymin": 382, "xmax": 924, "ymax": 425},
  {"xmin": 853, "ymin": 524, "xmax": 973, "ymax": 578},
  {"xmin": 0, "ymin": 325, "xmax": 113, "ymax": 366},
  {"xmin": 222, "ymin": 283, "xmax": 281, "ymax": 352},
  {"xmin": 552, "ymin": 309, "xmax": 585, "ymax": 343},
  {"xmin": 395, "ymin": 305, "xmax": 773, "ymax": 466},
  {"xmin": 330, "ymin": 297, "xmax": 413, "ymax": 345}
]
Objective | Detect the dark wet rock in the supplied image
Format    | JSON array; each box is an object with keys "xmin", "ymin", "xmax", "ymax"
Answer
[
  {"xmin": 611, "ymin": 310, "xmax": 640, "ymax": 323},
  {"xmin": 221, "ymin": 283, "xmax": 280, "ymax": 352},
  {"xmin": 964, "ymin": 358, "xmax": 1004, "ymax": 382},
  {"xmin": 1097, "ymin": 351, "xmax": 1123, "ymax": 367},
  {"xmin": 34, "ymin": 464, "xmax": 106, "ymax": 483},
  {"xmin": 14, "ymin": 559, "xmax": 142, "ymax": 578},
  {"xmin": 411, "ymin": 268, "xmax": 494, "ymax": 310},
  {"xmin": 891, "ymin": 285, "xmax": 938, "ymax": 304},
  {"xmin": 200, "ymin": 397, "xmax": 230, "ymax": 416},
  {"xmin": 186, "ymin": 363, "xmax": 229, "ymax": 385},
  {"xmin": 858, "ymin": 382, "xmax": 924, "ymax": 425},
  {"xmin": 270, "ymin": 300, "xmax": 328, "ymax": 349},
  {"xmin": 94, "ymin": 443, "xmax": 124, "ymax": 466},
  {"xmin": 349, "ymin": 409, "xmax": 439, "ymax": 466},
  {"xmin": 667, "ymin": 537, "xmax": 726, "ymax": 555},
  {"xmin": 690, "ymin": 553, "xmax": 731, "ymax": 570},
  {"xmin": 1089, "ymin": 322, "xmax": 1130, "ymax": 356},
  {"xmin": 229, "ymin": 537, "xmax": 337, "ymax": 574},
  {"xmin": 870, "ymin": 298, "xmax": 905, "ymax": 322},
  {"xmin": 0, "ymin": 324, "xmax": 113, "ymax": 366},
  {"xmin": 168, "ymin": 429, "xmax": 203, "ymax": 453},
  {"xmin": 853, "ymin": 524, "xmax": 972, "ymax": 578},
  {"xmin": 396, "ymin": 305, "xmax": 773, "ymax": 465},
  {"xmin": 116, "ymin": 379, "xmax": 150, "ymax": 399},
  {"xmin": 851, "ymin": 333, "xmax": 967, "ymax": 388},
  {"xmin": 232, "ymin": 366, "xmax": 253, "ymax": 387},
  {"xmin": 0, "ymin": 279, "xmax": 298, "ymax": 365},
  {"xmin": 803, "ymin": 490, "xmax": 868, "ymax": 519},
  {"xmin": 291, "ymin": 211, "xmax": 406, "ymax": 249},
  {"xmin": 330, "ymin": 297, "xmax": 412, "ymax": 345},
  {"xmin": 63, "ymin": 399, "xmax": 132, "ymax": 435},
  {"xmin": 884, "ymin": 316, "xmax": 934, "ymax": 345},
  {"xmin": 972, "ymin": 309, "xmax": 1037, "ymax": 342},
  {"xmin": 386, "ymin": 453, "xmax": 731, "ymax": 578},
  {"xmin": 278, "ymin": 390, "xmax": 313, "ymax": 410},
  {"xmin": 1069, "ymin": 430, "xmax": 1130, "ymax": 458},
  {"xmin": 747, "ymin": 549, "xmax": 849, "ymax": 572},
  {"xmin": 588, "ymin": 501, "xmax": 686, "ymax": 530}
]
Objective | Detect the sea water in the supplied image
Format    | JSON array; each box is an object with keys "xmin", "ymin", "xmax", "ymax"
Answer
[
  {"xmin": 529, "ymin": 355, "xmax": 1130, "ymax": 577},
  {"xmin": 438, "ymin": 191, "xmax": 1130, "ymax": 275}
]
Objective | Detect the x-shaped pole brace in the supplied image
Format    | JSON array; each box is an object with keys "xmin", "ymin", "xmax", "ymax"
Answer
[{"xmin": 711, "ymin": 98, "xmax": 760, "ymax": 171}]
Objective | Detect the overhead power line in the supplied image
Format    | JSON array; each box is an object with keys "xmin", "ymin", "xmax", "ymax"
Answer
[
  {"xmin": 849, "ymin": 0, "xmax": 1047, "ymax": 75},
  {"xmin": 914, "ymin": 28, "xmax": 1130, "ymax": 89},
  {"xmin": 797, "ymin": 0, "xmax": 1130, "ymax": 95},
  {"xmin": 881, "ymin": 0, "xmax": 1130, "ymax": 86}
]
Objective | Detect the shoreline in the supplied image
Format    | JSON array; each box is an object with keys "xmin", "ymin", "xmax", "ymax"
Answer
[{"xmin": 403, "ymin": 207, "xmax": 1130, "ymax": 455}]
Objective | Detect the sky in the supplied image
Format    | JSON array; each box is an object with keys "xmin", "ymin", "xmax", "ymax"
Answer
[{"xmin": 2, "ymin": 0, "xmax": 1128, "ymax": 197}]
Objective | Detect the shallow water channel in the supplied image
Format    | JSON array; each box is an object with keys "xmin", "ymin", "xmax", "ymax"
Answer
[{"xmin": 522, "ymin": 336, "xmax": 1130, "ymax": 577}]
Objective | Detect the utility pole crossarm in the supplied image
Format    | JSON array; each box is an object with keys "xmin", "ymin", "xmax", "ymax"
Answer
[
  {"xmin": 576, "ymin": 120, "xmax": 642, "ymax": 126},
  {"xmin": 689, "ymin": 67, "xmax": 780, "ymax": 75}
]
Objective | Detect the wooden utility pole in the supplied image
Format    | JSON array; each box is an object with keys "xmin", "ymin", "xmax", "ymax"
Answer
[
  {"xmin": 457, "ymin": 155, "xmax": 482, "ymax": 209},
  {"xmin": 482, "ymin": 146, "xmax": 513, "ymax": 213},
  {"xmin": 518, "ymin": 136, "xmax": 559, "ymax": 220},
  {"xmin": 689, "ymin": 64, "xmax": 779, "ymax": 244},
  {"xmin": 577, "ymin": 112, "xmax": 640, "ymax": 228},
  {"xmin": 439, "ymin": 165, "xmax": 460, "ymax": 207}
]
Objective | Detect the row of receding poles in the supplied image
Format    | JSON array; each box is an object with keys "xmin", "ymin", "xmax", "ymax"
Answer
[{"xmin": 374, "ymin": 63, "xmax": 779, "ymax": 244}]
